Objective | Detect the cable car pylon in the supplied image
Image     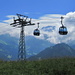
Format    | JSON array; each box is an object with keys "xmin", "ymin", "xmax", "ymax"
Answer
[{"xmin": 10, "ymin": 14, "xmax": 36, "ymax": 61}]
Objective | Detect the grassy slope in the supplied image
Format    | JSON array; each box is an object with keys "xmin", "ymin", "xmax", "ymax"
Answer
[{"xmin": 0, "ymin": 58, "xmax": 75, "ymax": 75}]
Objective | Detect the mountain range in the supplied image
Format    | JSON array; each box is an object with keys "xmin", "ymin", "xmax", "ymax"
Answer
[
  {"xmin": 28, "ymin": 43, "xmax": 75, "ymax": 60},
  {"xmin": 0, "ymin": 34, "xmax": 75, "ymax": 61},
  {"xmin": 0, "ymin": 34, "xmax": 53, "ymax": 60}
]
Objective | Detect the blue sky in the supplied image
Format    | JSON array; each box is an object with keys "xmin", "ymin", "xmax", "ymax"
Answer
[
  {"xmin": 0, "ymin": 0, "xmax": 75, "ymax": 20},
  {"xmin": 0, "ymin": 0, "xmax": 75, "ymax": 45}
]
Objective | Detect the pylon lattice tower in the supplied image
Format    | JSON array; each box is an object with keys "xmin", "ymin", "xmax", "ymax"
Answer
[
  {"xmin": 10, "ymin": 14, "xmax": 35, "ymax": 60},
  {"xmin": 19, "ymin": 25, "xmax": 25, "ymax": 60}
]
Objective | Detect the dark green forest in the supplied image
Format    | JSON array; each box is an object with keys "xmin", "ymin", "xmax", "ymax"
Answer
[{"xmin": 0, "ymin": 58, "xmax": 75, "ymax": 75}]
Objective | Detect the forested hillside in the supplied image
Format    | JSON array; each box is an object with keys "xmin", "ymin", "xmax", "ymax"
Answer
[{"xmin": 0, "ymin": 58, "xmax": 75, "ymax": 75}]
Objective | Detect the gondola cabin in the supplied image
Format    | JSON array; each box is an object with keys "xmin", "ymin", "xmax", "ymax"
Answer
[
  {"xmin": 33, "ymin": 29, "xmax": 40, "ymax": 36},
  {"xmin": 59, "ymin": 26, "xmax": 68, "ymax": 35}
]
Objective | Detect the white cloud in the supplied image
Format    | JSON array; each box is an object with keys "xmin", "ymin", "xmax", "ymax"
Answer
[{"xmin": 0, "ymin": 12, "xmax": 75, "ymax": 44}]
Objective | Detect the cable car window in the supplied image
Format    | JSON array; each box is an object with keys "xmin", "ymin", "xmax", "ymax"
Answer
[
  {"xmin": 34, "ymin": 30, "xmax": 39, "ymax": 33},
  {"xmin": 63, "ymin": 28, "xmax": 67, "ymax": 31},
  {"xmin": 59, "ymin": 28, "xmax": 63, "ymax": 31}
]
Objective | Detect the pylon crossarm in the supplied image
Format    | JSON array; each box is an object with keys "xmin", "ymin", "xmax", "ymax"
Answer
[{"xmin": 23, "ymin": 23, "xmax": 35, "ymax": 26}]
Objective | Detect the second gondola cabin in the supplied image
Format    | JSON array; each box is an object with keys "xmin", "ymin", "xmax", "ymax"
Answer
[{"xmin": 59, "ymin": 26, "xmax": 68, "ymax": 35}]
